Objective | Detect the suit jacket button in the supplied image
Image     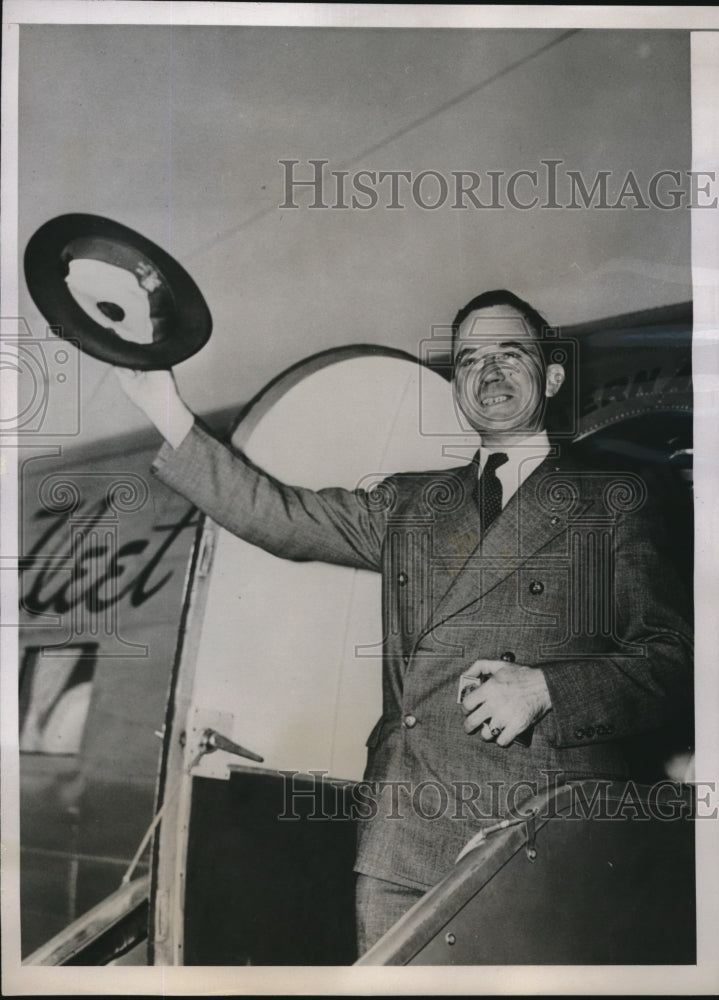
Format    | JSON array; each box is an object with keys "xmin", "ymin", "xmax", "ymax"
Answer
[
  {"xmin": 574, "ymin": 727, "xmax": 585, "ymax": 739},
  {"xmin": 500, "ymin": 651, "xmax": 516, "ymax": 662},
  {"xmin": 403, "ymin": 714, "xmax": 417, "ymax": 729},
  {"xmin": 398, "ymin": 572, "xmax": 408, "ymax": 586},
  {"xmin": 529, "ymin": 580, "xmax": 544, "ymax": 595},
  {"xmin": 550, "ymin": 515, "xmax": 560, "ymax": 526},
  {"xmin": 585, "ymin": 726, "xmax": 595, "ymax": 738}
]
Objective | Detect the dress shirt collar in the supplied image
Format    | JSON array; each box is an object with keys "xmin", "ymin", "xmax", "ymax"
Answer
[{"xmin": 478, "ymin": 430, "xmax": 551, "ymax": 507}]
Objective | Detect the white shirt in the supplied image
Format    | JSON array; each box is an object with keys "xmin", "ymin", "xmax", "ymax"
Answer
[{"xmin": 478, "ymin": 430, "xmax": 551, "ymax": 509}]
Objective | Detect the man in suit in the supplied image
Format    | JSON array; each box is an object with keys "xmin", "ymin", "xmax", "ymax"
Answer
[{"xmin": 117, "ymin": 289, "xmax": 692, "ymax": 955}]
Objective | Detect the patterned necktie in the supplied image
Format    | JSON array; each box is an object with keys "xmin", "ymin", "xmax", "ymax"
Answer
[{"xmin": 477, "ymin": 452, "xmax": 508, "ymax": 533}]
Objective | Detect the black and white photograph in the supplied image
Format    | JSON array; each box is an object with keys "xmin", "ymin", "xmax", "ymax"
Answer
[{"xmin": 1, "ymin": 2, "xmax": 718, "ymax": 994}]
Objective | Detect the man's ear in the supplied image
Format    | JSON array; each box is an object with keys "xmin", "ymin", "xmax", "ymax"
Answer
[{"xmin": 545, "ymin": 363, "xmax": 565, "ymax": 398}]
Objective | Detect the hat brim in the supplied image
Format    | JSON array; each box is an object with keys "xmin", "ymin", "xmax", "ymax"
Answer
[{"xmin": 24, "ymin": 214, "xmax": 212, "ymax": 370}]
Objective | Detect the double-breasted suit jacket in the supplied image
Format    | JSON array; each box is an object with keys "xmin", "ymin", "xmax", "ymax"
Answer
[{"xmin": 153, "ymin": 422, "xmax": 693, "ymax": 890}]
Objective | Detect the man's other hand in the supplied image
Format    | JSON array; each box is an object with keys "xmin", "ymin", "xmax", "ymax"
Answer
[
  {"xmin": 460, "ymin": 659, "xmax": 551, "ymax": 747},
  {"xmin": 115, "ymin": 367, "xmax": 194, "ymax": 448}
]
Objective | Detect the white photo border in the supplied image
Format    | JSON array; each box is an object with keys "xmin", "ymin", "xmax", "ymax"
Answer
[{"xmin": 2, "ymin": 3, "xmax": 718, "ymax": 995}]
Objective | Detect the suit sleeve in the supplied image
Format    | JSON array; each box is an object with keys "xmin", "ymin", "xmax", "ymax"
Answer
[
  {"xmin": 151, "ymin": 420, "xmax": 387, "ymax": 572},
  {"xmin": 539, "ymin": 495, "xmax": 693, "ymax": 749}
]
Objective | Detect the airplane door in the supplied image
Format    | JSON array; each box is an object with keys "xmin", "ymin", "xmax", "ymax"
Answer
[{"xmin": 149, "ymin": 347, "xmax": 476, "ymax": 965}]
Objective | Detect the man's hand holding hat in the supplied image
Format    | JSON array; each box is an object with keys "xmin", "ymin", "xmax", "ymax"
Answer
[{"xmin": 115, "ymin": 367, "xmax": 195, "ymax": 449}]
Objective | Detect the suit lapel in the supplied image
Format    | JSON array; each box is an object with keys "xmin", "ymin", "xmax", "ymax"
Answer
[
  {"xmin": 420, "ymin": 448, "xmax": 572, "ymax": 637},
  {"xmin": 421, "ymin": 457, "xmax": 482, "ymax": 622}
]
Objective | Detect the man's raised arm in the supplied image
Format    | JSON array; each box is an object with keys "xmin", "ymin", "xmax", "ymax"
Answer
[{"xmin": 114, "ymin": 368, "xmax": 387, "ymax": 572}]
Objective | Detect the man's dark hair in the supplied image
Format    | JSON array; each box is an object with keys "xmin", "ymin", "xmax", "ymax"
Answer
[{"xmin": 451, "ymin": 289, "xmax": 552, "ymax": 346}]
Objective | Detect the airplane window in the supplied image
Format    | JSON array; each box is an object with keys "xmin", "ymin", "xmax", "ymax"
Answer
[{"xmin": 19, "ymin": 645, "xmax": 97, "ymax": 755}]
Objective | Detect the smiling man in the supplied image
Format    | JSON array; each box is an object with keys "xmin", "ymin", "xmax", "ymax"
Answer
[
  {"xmin": 117, "ymin": 288, "xmax": 692, "ymax": 958},
  {"xmin": 448, "ymin": 291, "xmax": 567, "ymax": 749}
]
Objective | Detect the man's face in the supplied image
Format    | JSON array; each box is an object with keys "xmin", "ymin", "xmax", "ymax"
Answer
[{"xmin": 452, "ymin": 305, "xmax": 561, "ymax": 437}]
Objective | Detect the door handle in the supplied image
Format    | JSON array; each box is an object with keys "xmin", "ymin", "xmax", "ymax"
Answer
[{"xmin": 200, "ymin": 728, "xmax": 264, "ymax": 763}]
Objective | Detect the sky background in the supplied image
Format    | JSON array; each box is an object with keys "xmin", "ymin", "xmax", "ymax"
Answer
[{"xmin": 17, "ymin": 25, "xmax": 692, "ymax": 447}]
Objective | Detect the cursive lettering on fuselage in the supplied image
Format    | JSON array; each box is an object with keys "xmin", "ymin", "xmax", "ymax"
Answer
[{"xmin": 21, "ymin": 500, "xmax": 199, "ymax": 617}]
